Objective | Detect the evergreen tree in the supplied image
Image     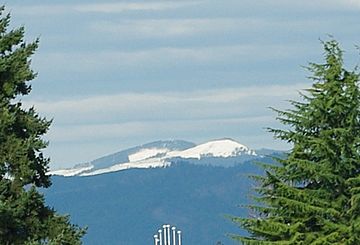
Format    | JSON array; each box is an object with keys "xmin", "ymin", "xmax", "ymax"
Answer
[
  {"xmin": 231, "ymin": 39, "xmax": 360, "ymax": 244},
  {"xmin": 0, "ymin": 6, "xmax": 85, "ymax": 244}
]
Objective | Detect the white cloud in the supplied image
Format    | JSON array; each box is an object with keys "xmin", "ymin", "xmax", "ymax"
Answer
[
  {"xmin": 329, "ymin": 0, "xmax": 360, "ymax": 8},
  {"xmin": 9, "ymin": 0, "xmax": 360, "ymax": 17},
  {"xmin": 8, "ymin": 5, "xmax": 70, "ymax": 16},
  {"xmin": 25, "ymin": 83, "xmax": 307, "ymax": 138},
  {"xmin": 90, "ymin": 18, "xmax": 241, "ymax": 38},
  {"xmin": 74, "ymin": 2, "xmax": 202, "ymax": 13},
  {"xmin": 34, "ymin": 43, "xmax": 311, "ymax": 73},
  {"xmin": 242, "ymin": 0, "xmax": 360, "ymax": 9},
  {"xmin": 9, "ymin": 2, "xmax": 202, "ymax": 16},
  {"xmin": 89, "ymin": 17, "xmax": 335, "ymax": 39},
  {"xmin": 47, "ymin": 116, "xmax": 274, "ymax": 142}
]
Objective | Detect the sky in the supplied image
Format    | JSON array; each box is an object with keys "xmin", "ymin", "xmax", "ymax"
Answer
[{"xmin": 5, "ymin": 0, "xmax": 360, "ymax": 168}]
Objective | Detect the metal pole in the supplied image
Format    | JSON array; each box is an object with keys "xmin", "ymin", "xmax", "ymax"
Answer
[
  {"xmin": 177, "ymin": 231, "xmax": 182, "ymax": 245},
  {"xmin": 154, "ymin": 235, "xmax": 159, "ymax": 245},
  {"xmin": 166, "ymin": 225, "xmax": 171, "ymax": 245},
  {"xmin": 158, "ymin": 230, "xmax": 163, "ymax": 245},
  {"xmin": 172, "ymin": 227, "xmax": 176, "ymax": 245},
  {"xmin": 163, "ymin": 225, "xmax": 167, "ymax": 245}
]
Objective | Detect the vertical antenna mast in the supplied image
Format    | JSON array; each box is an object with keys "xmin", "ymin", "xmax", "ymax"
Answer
[
  {"xmin": 158, "ymin": 230, "xmax": 163, "ymax": 245},
  {"xmin": 172, "ymin": 227, "xmax": 176, "ymax": 245},
  {"xmin": 153, "ymin": 224, "xmax": 182, "ymax": 245},
  {"xmin": 163, "ymin": 225, "xmax": 167, "ymax": 245},
  {"xmin": 166, "ymin": 225, "xmax": 171, "ymax": 245},
  {"xmin": 154, "ymin": 235, "xmax": 159, "ymax": 245},
  {"xmin": 177, "ymin": 230, "xmax": 182, "ymax": 245}
]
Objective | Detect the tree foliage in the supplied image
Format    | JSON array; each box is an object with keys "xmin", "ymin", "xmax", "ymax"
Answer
[
  {"xmin": 0, "ymin": 6, "xmax": 85, "ymax": 244},
  {"xmin": 231, "ymin": 39, "xmax": 360, "ymax": 244}
]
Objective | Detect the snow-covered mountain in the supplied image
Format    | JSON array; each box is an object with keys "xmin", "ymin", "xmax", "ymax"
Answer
[
  {"xmin": 90, "ymin": 140, "xmax": 195, "ymax": 170},
  {"xmin": 167, "ymin": 138, "xmax": 256, "ymax": 159},
  {"xmin": 49, "ymin": 138, "xmax": 259, "ymax": 177}
]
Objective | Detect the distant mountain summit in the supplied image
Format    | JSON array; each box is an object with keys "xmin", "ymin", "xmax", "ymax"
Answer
[
  {"xmin": 91, "ymin": 140, "xmax": 195, "ymax": 169},
  {"xmin": 49, "ymin": 138, "xmax": 259, "ymax": 177},
  {"xmin": 167, "ymin": 138, "xmax": 256, "ymax": 159}
]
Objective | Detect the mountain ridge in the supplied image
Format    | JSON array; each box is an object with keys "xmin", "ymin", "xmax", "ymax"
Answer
[
  {"xmin": 44, "ymin": 144, "xmax": 285, "ymax": 244},
  {"xmin": 44, "ymin": 161, "xmax": 269, "ymax": 245},
  {"xmin": 49, "ymin": 138, "xmax": 260, "ymax": 177}
]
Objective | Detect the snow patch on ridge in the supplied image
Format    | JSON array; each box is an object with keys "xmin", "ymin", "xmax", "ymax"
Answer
[
  {"xmin": 49, "ymin": 164, "xmax": 94, "ymax": 177},
  {"xmin": 81, "ymin": 159, "xmax": 168, "ymax": 176},
  {"xmin": 128, "ymin": 148, "xmax": 169, "ymax": 162}
]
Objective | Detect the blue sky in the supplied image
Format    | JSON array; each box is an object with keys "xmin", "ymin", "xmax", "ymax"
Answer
[{"xmin": 6, "ymin": 1, "xmax": 360, "ymax": 168}]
